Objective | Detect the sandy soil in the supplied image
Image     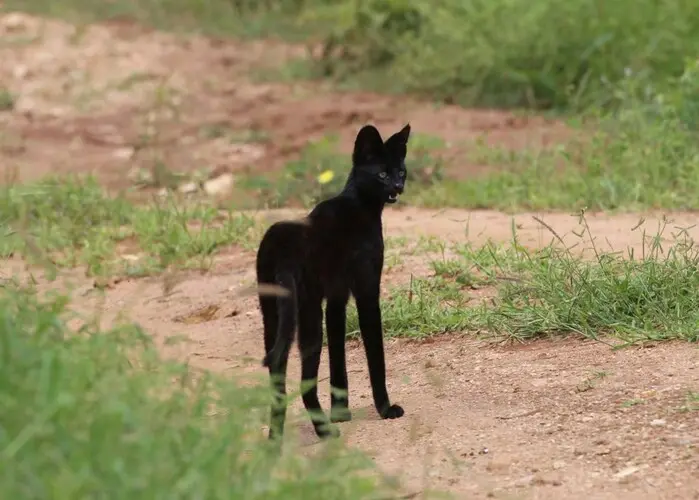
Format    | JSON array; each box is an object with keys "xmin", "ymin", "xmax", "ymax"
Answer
[{"xmin": 1, "ymin": 11, "xmax": 697, "ymax": 500}]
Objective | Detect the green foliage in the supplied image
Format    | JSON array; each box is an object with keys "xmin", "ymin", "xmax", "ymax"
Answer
[
  {"xmin": 0, "ymin": 176, "xmax": 257, "ymax": 276},
  {"xmin": 406, "ymin": 133, "xmax": 446, "ymax": 186},
  {"xmin": 0, "ymin": 87, "xmax": 15, "ymax": 111},
  {"xmin": 232, "ymin": 74, "xmax": 699, "ymax": 212},
  {"xmin": 1, "ymin": 0, "xmax": 330, "ymax": 40},
  {"xmin": 308, "ymin": 0, "xmax": 699, "ymax": 110},
  {"xmin": 410, "ymin": 68, "xmax": 699, "ymax": 212},
  {"xmin": 372, "ymin": 213, "xmax": 699, "ymax": 343},
  {"xmin": 471, "ymin": 213, "xmax": 699, "ymax": 343},
  {"xmin": 0, "ymin": 286, "xmax": 388, "ymax": 499},
  {"xmin": 346, "ymin": 276, "xmax": 473, "ymax": 339},
  {"xmin": 237, "ymin": 132, "xmax": 446, "ymax": 208},
  {"xmin": 653, "ymin": 58, "xmax": 699, "ymax": 131},
  {"xmin": 236, "ymin": 135, "xmax": 347, "ymax": 208}
]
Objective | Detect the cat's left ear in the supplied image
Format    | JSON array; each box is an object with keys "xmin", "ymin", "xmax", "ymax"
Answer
[
  {"xmin": 384, "ymin": 123, "xmax": 411, "ymax": 158},
  {"xmin": 353, "ymin": 124, "xmax": 385, "ymax": 167}
]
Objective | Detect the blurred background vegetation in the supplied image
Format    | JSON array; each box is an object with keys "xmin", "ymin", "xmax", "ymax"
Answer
[
  {"xmin": 8, "ymin": 0, "xmax": 699, "ymax": 111},
  {"xmin": 7, "ymin": 0, "xmax": 699, "ymax": 212}
]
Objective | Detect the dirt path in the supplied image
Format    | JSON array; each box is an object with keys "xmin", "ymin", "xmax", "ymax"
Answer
[{"xmin": 1, "ymin": 11, "xmax": 697, "ymax": 500}]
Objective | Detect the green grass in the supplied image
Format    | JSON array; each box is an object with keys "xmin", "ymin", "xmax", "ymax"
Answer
[
  {"xmin": 345, "ymin": 276, "xmax": 474, "ymax": 341},
  {"xmin": 235, "ymin": 132, "xmax": 445, "ymax": 209},
  {"xmin": 0, "ymin": 176, "xmax": 257, "ymax": 277},
  {"xmin": 235, "ymin": 111, "xmax": 699, "ymax": 213},
  {"xmin": 473, "ymin": 222, "xmax": 699, "ymax": 344},
  {"xmin": 238, "ymin": 67, "xmax": 699, "ymax": 213},
  {"xmin": 7, "ymin": 175, "xmax": 697, "ymax": 348},
  {"xmin": 5, "ymin": 3, "xmax": 699, "ymax": 494},
  {"xmin": 6, "ymin": 0, "xmax": 699, "ymax": 345},
  {"xmin": 0, "ymin": 87, "xmax": 15, "ymax": 111},
  {"xmin": 0, "ymin": 0, "xmax": 332, "ymax": 41},
  {"xmin": 297, "ymin": 0, "xmax": 699, "ymax": 111},
  {"xmin": 412, "ymin": 82, "xmax": 699, "ymax": 212},
  {"xmin": 360, "ymin": 211, "xmax": 699, "ymax": 344},
  {"xmin": 0, "ymin": 283, "xmax": 394, "ymax": 499},
  {"xmin": 412, "ymin": 131, "xmax": 699, "ymax": 212},
  {"xmin": 238, "ymin": 59, "xmax": 699, "ymax": 213}
]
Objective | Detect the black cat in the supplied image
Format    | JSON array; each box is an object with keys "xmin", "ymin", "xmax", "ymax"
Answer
[{"xmin": 255, "ymin": 123, "xmax": 411, "ymax": 440}]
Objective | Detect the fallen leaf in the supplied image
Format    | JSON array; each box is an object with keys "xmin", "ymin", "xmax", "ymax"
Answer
[{"xmin": 174, "ymin": 304, "xmax": 221, "ymax": 324}]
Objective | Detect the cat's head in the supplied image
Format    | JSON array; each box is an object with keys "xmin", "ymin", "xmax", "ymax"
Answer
[{"xmin": 350, "ymin": 123, "xmax": 411, "ymax": 205}]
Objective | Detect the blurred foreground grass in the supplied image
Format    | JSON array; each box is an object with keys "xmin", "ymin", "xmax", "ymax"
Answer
[{"xmin": 0, "ymin": 284, "xmax": 393, "ymax": 499}]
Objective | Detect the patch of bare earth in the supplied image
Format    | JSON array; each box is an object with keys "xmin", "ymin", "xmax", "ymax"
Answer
[{"xmin": 1, "ymin": 11, "xmax": 697, "ymax": 500}]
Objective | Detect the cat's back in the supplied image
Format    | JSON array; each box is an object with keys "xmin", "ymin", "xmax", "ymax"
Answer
[
  {"xmin": 308, "ymin": 195, "xmax": 372, "ymax": 245},
  {"xmin": 256, "ymin": 219, "xmax": 308, "ymax": 276}
]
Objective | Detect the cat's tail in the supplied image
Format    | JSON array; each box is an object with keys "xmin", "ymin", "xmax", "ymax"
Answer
[{"xmin": 262, "ymin": 270, "xmax": 297, "ymax": 369}]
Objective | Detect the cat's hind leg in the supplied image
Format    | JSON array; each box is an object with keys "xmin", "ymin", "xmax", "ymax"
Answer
[
  {"xmin": 261, "ymin": 295, "xmax": 289, "ymax": 441},
  {"xmin": 298, "ymin": 296, "xmax": 338, "ymax": 438}
]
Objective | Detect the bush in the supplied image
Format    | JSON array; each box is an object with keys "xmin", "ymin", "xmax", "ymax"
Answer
[{"xmin": 307, "ymin": 0, "xmax": 699, "ymax": 110}]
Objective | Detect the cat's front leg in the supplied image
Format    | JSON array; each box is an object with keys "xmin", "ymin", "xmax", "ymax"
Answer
[{"xmin": 354, "ymin": 292, "xmax": 404, "ymax": 420}]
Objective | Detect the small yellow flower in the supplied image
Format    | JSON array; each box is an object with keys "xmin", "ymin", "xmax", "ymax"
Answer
[{"xmin": 317, "ymin": 170, "xmax": 335, "ymax": 185}]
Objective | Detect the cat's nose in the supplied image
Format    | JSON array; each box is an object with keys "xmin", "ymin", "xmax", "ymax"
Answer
[{"xmin": 394, "ymin": 182, "xmax": 404, "ymax": 193}]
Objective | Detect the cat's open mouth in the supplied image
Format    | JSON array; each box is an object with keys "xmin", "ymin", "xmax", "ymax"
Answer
[{"xmin": 387, "ymin": 193, "xmax": 399, "ymax": 203}]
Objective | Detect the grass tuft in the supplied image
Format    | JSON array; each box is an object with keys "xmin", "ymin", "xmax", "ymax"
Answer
[
  {"xmin": 0, "ymin": 176, "xmax": 257, "ymax": 277},
  {"xmin": 473, "ymin": 213, "xmax": 699, "ymax": 343},
  {"xmin": 367, "ymin": 212, "xmax": 699, "ymax": 344}
]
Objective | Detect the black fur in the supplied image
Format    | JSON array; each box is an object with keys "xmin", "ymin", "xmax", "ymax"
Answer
[{"xmin": 256, "ymin": 123, "xmax": 411, "ymax": 440}]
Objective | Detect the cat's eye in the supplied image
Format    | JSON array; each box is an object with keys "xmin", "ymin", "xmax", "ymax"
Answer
[
  {"xmin": 378, "ymin": 172, "xmax": 387, "ymax": 179},
  {"xmin": 399, "ymin": 171, "xmax": 405, "ymax": 178}
]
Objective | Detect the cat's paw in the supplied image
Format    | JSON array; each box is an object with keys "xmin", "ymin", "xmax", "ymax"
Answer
[
  {"xmin": 380, "ymin": 404, "xmax": 404, "ymax": 419},
  {"xmin": 330, "ymin": 407, "xmax": 352, "ymax": 423}
]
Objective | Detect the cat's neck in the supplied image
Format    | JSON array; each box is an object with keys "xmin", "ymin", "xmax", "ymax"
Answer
[{"xmin": 340, "ymin": 183, "xmax": 386, "ymax": 218}]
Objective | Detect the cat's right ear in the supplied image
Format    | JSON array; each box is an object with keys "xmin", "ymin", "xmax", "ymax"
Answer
[
  {"xmin": 352, "ymin": 125, "xmax": 384, "ymax": 166},
  {"xmin": 384, "ymin": 123, "xmax": 411, "ymax": 159}
]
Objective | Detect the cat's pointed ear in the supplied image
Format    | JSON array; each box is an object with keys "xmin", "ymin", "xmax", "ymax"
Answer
[
  {"xmin": 384, "ymin": 123, "xmax": 411, "ymax": 158},
  {"xmin": 353, "ymin": 125, "xmax": 384, "ymax": 166}
]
